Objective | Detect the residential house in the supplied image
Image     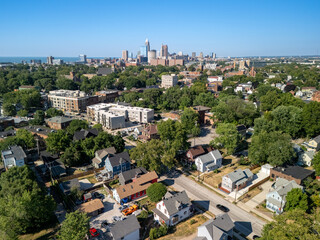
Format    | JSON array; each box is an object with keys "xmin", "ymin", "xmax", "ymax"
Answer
[
  {"xmin": 109, "ymin": 215, "xmax": 140, "ymax": 240},
  {"xmin": 298, "ymin": 151, "xmax": 315, "ymax": 167},
  {"xmin": 73, "ymin": 128, "xmax": 99, "ymax": 141},
  {"xmin": 186, "ymin": 146, "xmax": 206, "ymax": 163},
  {"xmin": 59, "ymin": 178, "xmax": 81, "ymax": 195},
  {"xmin": 194, "ymin": 213, "xmax": 234, "ymax": 240},
  {"xmin": 97, "ymin": 67, "xmax": 113, "ymax": 76},
  {"xmin": 46, "ymin": 159, "xmax": 67, "ymax": 178},
  {"xmin": 266, "ymin": 178, "xmax": 303, "ymax": 214},
  {"xmin": 1, "ymin": 145, "xmax": 27, "ymax": 169},
  {"xmin": 305, "ymin": 135, "xmax": 320, "ymax": 151},
  {"xmin": 0, "ymin": 129, "xmax": 16, "ymax": 139},
  {"xmin": 112, "ymin": 171, "xmax": 158, "ymax": 204},
  {"xmin": 119, "ymin": 167, "xmax": 148, "ymax": 185},
  {"xmin": 105, "ymin": 151, "xmax": 131, "ymax": 178},
  {"xmin": 78, "ymin": 199, "xmax": 104, "ymax": 217},
  {"xmin": 270, "ymin": 166, "xmax": 314, "ymax": 185},
  {"xmin": 221, "ymin": 169, "xmax": 254, "ymax": 193},
  {"xmin": 46, "ymin": 116, "xmax": 72, "ymax": 130},
  {"xmin": 195, "ymin": 150, "xmax": 223, "ymax": 173},
  {"xmin": 0, "ymin": 117, "xmax": 15, "ymax": 131},
  {"xmin": 139, "ymin": 124, "xmax": 159, "ymax": 142},
  {"xmin": 153, "ymin": 191, "xmax": 193, "ymax": 226},
  {"xmin": 92, "ymin": 147, "xmax": 116, "ymax": 169}
]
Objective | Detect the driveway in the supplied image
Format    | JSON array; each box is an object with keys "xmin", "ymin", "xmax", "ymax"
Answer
[{"xmin": 161, "ymin": 171, "xmax": 266, "ymax": 238}]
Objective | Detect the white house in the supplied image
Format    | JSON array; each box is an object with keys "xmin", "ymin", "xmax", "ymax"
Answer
[
  {"xmin": 266, "ymin": 178, "xmax": 303, "ymax": 214},
  {"xmin": 153, "ymin": 191, "xmax": 193, "ymax": 226},
  {"xmin": 298, "ymin": 151, "xmax": 315, "ymax": 167},
  {"xmin": 1, "ymin": 145, "xmax": 27, "ymax": 169},
  {"xmin": 195, "ymin": 150, "xmax": 222, "ymax": 173}
]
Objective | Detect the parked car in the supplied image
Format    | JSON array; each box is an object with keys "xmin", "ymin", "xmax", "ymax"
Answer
[
  {"xmin": 93, "ymin": 192, "xmax": 104, "ymax": 199},
  {"xmin": 112, "ymin": 216, "xmax": 122, "ymax": 222},
  {"xmin": 119, "ymin": 205, "xmax": 128, "ymax": 211},
  {"xmin": 122, "ymin": 204, "xmax": 138, "ymax": 216},
  {"xmin": 216, "ymin": 204, "xmax": 229, "ymax": 212},
  {"xmin": 100, "ymin": 221, "xmax": 109, "ymax": 229},
  {"xmin": 75, "ymin": 199, "xmax": 83, "ymax": 205},
  {"xmin": 89, "ymin": 228, "xmax": 99, "ymax": 237}
]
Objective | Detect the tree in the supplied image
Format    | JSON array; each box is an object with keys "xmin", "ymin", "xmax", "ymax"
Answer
[
  {"xmin": 46, "ymin": 108, "xmax": 64, "ymax": 118},
  {"xmin": 16, "ymin": 129, "xmax": 36, "ymax": 149},
  {"xmin": 181, "ymin": 108, "xmax": 200, "ymax": 135},
  {"xmin": 67, "ymin": 119, "xmax": 89, "ymax": 135},
  {"xmin": 60, "ymin": 143, "xmax": 88, "ymax": 167},
  {"xmin": 3, "ymin": 103, "xmax": 16, "ymax": 116},
  {"xmin": 58, "ymin": 211, "xmax": 89, "ymax": 240},
  {"xmin": 146, "ymin": 183, "xmax": 167, "ymax": 202},
  {"xmin": 130, "ymin": 139, "xmax": 175, "ymax": 173},
  {"xmin": 0, "ymin": 166, "xmax": 56, "ymax": 239},
  {"xmin": 31, "ymin": 110, "xmax": 45, "ymax": 125},
  {"xmin": 193, "ymin": 92, "xmax": 217, "ymax": 108},
  {"xmin": 312, "ymin": 152, "xmax": 320, "ymax": 176},
  {"xmin": 212, "ymin": 123, "xmax": 241, "ymax": 154},
  {"xmin": 271, "ymin": 105, "xmax": 303, "ymax": 138},
  {"xmin": 302, "ymin": 101, "xmax": 320, "ymax": 137},
  {"xmin": 260, "ymin": 209, "xmax": 320, "ymax": 240},
  {"xmin": 284, "ymin": 188, "xmax": 309, "ymax": 212},
  {"xmin": 46, "ymin": 130, "xmax": 71, "ymax": 154},
  {"xmin": 249, "ymin": 131, "xmax": 295, "ymax": 166},
  {"xmin": 17, "ymin": 109, "xmax": 28, "ymax": 117},
  {"xmin": 92, "ymin": 123, "xmax": 103, "ymax": 132}
]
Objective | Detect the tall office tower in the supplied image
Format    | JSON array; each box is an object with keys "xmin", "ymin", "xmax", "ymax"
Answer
[
  {"xmin": 79, "ymin": 54, "xmax": 87, "ymax": 63},
  {"xmin": 199, "ymin": 52, "xmax": 203, "ymax": 58},
  {"xmin": 47, "ymin": 56, "xmax": 54, "ymax": 64},
  {"xmin": 139, "ymin": 46, "xmax": 147, "ymax": 57},
  {"xmin": 122, "ymin": 50, "xmax": 128, "ymax": 61},
  {"xmin": 192, "ymin": 52, "xmax": 196, "ymax": 58},
  {"xmin": 147, "ymin": 50, "xmax": 156, "ymax": 63},
  {"xmin": 161, "ymin": 44, "xmax": 168, "ymax": 59},
  {"xmin": 213, "ymin": 53, "xmax": 216, "ymax": 59},
  {"xmin": 145, "ymin": 38, "xmax": 150, "ymax": 52}
]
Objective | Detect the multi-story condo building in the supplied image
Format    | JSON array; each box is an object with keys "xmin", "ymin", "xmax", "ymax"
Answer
[
  {"xmin": 161, "ymin": 74, "xmax": 178, "ymax": 88},
  {"xmin": 87, "ymin": 103, "xmax": 154, "ymax": 129},
  {"xmin": 48, "ymin": 90, "xmax": 98, "ymax": 113}
]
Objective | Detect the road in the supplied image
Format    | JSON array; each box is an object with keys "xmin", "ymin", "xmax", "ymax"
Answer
[{"xmin": 161, "ymin": 171, "xmax": 266, "ymax": 238}]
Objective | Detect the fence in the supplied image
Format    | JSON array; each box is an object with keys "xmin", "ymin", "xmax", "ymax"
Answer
[
  {"xmin": 248, "ymin": 176, "xmax": 270, "ymax": 191},
  {"xmin": 57, "ymin": 167, "xmax": 104, "ymax": 183}
]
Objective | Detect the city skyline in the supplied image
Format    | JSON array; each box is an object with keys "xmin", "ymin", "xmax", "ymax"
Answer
[{"xmin": 1, "ymin": 0, "xmax": 319, "ymax": 57}]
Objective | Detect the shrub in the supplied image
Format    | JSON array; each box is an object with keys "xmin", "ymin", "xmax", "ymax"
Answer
[
  {"xmin": 191, "ymin": 164, "xmax": 197, "ymax": 171},
  {"xmin": 147, "ymin": 183, "xmax": 167, "ymax": 202},
  {"xmin": 190, "ymin": 219, "xmax": 197, "ymax": 225},
  {"xmin": 149, "ymin": 225, "xmax": 168, "ymax": 240},
  {"xmin": 213, "ymin": 169, "xmax": 220, "ymax": 173}
]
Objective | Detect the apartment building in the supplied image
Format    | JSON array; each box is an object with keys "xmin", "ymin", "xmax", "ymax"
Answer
[
  {"xmin": 48, "ymin": 90, "xmax": 98, "ymax": 113},
  {"xmin": 87, "ymin": 103, "xmax": 154, "ymax": 129},
  {"xmin": 161, "ymin": 74, "xmax": 178, "ymax": 89}
]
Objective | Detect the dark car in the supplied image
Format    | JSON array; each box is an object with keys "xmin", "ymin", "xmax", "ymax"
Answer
[
  {"xmin": 216, "ymin": 204, "xmax": 229, "ymax": 212},
  {"xmin": 93, "ymin": 192, "xmax": 104, "ymax": 199}
]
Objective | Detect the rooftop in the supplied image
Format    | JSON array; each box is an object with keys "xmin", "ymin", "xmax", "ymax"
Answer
[
  {"xmin": 109, "ymin": 215, "xmax": 140, "ymax": 240},
  {"xmin": 78, "ymin": 199, "xmax": 104, "ymax": 214},
  {"xmin": 272, "ymin": 166, "xmax": 314, "ymax": 180}
]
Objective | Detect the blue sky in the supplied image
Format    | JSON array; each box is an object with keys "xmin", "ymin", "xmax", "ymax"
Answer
[{"xmin": 0, "ymin": 0, "xmax": 319, "ymax": 57}]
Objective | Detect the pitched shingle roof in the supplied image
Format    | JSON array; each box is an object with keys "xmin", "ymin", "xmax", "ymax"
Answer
[
  {"xmin": 162, "ymin": 190, "xmax": 191, "ymax": 216},
  {"xmin": 188, "ymin": 146, "xmax": 206, "ymax": 158},
  {"xmin": 197, "ymin": 150, "xmax": 222, "ymax": 164},
  {"xmin": 119, "ymin": 167, "xmax": 147, "ymax": 185},
  {"xmin": 73, "ymin": 129, "xmax": 99, "ymax": 141},
  {"xmin": 109, "ymin": 215, "xmax": 140, "ymax": 240},
  {"xmin": 108, "ymin": 151, "xmax": 131, "ymax": 167}
]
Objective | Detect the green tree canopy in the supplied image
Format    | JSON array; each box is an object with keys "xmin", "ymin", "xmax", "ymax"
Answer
[
  {"xmin": 146, "ymin": 183, "xmax": 167, "ymax": 202},
  {"xmin": 58, "ymin": 211, "xmax": 89, "ymax": 240},
  {"xmin": 30, "ymin": 110, "xmax": 45, "ymax": 125},
  {"xmin": 284, "ymin": 188, "xmax": 309, "ymax": 212},
  {"xmin": 15, "ymin": 129, "xmax": 36, "ymax": 149},
  {"xmin": 46, "ymin": 130, "xmax": 71, "ymax": 154},
  {"xmin": 46, "ymin": 108, "xmax": 64, "ymax": 118},
  {"xmin": 67, "ymin": 120, "xmax": 89, "ymax": 135},
  {"xmin": 249, "ymin": 131, "xmax": 295, "ymax": 166},
  {"xmin": 212, "ymin": 123, "xmax": 241, "ymax": 154},
  {"xmin": 302, "ymin": 101, "xmax": 320, "ymax": 137}
]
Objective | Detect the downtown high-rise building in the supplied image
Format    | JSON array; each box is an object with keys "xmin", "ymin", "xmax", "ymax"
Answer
[
  {"xmin": 139, "ymin": 46, "xmax": 147, "ymax": 57},
  {"xmin": 192, "ymin": 52, "xmax": 196, "ymax": 58},
  {"xmin": 145, "ymin": 38, "xmax": 150, "ymax": 52},
  {"xmin": 47, "ymin": 56, "xmax": 54, "ymax": 64},
  {"xmin": 122, "ymin": 50, "xmax": 128, "ymax": 61},
  {"xmin": 161, "ymin": 44, "xmax": 168, "ymax": 59},
  {"xmin": 79, "ymin": 54, "xmax": 87, "ymax": 63}
]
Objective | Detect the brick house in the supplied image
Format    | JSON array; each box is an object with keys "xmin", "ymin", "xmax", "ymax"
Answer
[
  {"xmin": 46, "ymin": 116, "xmax": 72, "ymax": 130},
  {"xmin": 270, "ymin": 166, "xmax": 314, "ymax": 185}
]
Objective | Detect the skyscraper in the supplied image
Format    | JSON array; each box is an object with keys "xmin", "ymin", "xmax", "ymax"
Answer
[
  {"xmin": 192, "ymin": 52, "xmax": 196, "ymax": 58},
  {"xmin": 199, "ymin": 52, "xmax": 203, "ymax": 58},
  {"xmin": 122, "ymin": 50, "xmax": 128, "ymax": 61},
  {"xmin": 139, "ymin": 46, "xmax": 147, "ymax": 57},
  {"xmin": 161, "ymin": 44, "xmax": 168, "ymax": 59},
  {"xmin": 79, "ymin": 54, "xmax": 87, "ymax": 63},
  {"xmin": 148, "ymin": 50, "xmax": 156, "ymax": 63},
  {"xmin": 145, "ymin": 38, "xmax": 150, "ymax": 52},
  {"xmin": 47, "ymin": 56, "xmax": 54, "ymax": 64}
]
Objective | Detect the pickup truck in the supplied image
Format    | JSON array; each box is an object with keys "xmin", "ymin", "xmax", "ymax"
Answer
[{"xmin": 121, "ymin": 204, "xmax": 138, "ymax": 216}]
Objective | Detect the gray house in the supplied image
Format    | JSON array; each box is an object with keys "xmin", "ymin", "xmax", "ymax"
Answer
[
  {"xmin": 195, "ymin": 150, "xmax": 222, "ymax": 173},
  {"xmin": 266, "ymin": 178, "xmax": 303, "ymax": 214},
  {"xmin": 221, "ymin": 169, "xmax": 253, "ymax": 193},
  {"xmin": 118, "ymin": 167, "xmax": 148, "ymax": 185},
  {"xmin": 1, "ymin": 145, "xmax": 27, "ymax": 169},
  {"xmin": 109, "ymin": 215, "xmax": 140, "ymax": 240},
  {"xmin": 194, "ymin": 213, "xmax": 234, "ymax": 240},
  {"xmin": 92, "ymin": 147, "xmax": 116, "ymax": 168}
]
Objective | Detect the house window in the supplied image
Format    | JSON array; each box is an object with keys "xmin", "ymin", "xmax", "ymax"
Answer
[{"xmin": 184, "ymin": 211, "xmax": 187, "ymax": 215}]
